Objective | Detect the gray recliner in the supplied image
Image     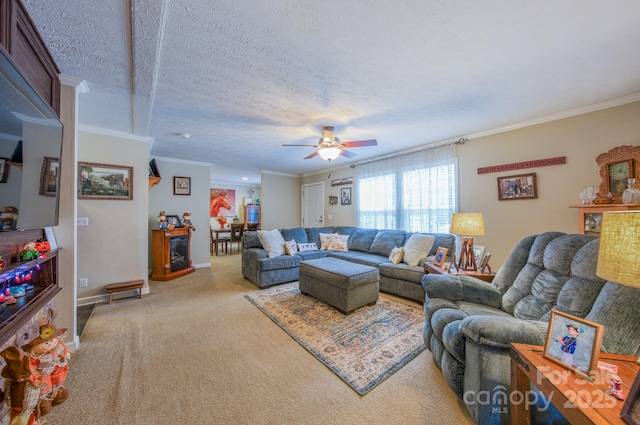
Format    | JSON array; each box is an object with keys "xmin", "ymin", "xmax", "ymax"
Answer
[{"xmin": 422, "ymin": 231, "xmax": 640, "ymax": 424}]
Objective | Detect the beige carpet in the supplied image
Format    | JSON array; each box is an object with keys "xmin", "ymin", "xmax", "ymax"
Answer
[{"xmin": 45, "ymin": 253, "xmax": 474, "ymax": 425}]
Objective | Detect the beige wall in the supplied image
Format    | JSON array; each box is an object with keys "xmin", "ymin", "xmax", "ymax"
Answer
[
  {"xmin": 261, "ymin": 171, "xmax": 301, "ymax": 229},
  {"xmin": 303, "ymin": 101, "xmax": 640, "ymax": 268},
  {"xmin": 148, "ymin": 158, "xmax": 212, "ymax": 268},
  {"xmin": 76, "ymin": 130, "xmax": 150, "ymax": 301}
]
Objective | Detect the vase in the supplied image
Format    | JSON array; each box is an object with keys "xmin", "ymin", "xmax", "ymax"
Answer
[{"xmin": 622, "ymin": 178, "xmax": 640, "ymax": 204}]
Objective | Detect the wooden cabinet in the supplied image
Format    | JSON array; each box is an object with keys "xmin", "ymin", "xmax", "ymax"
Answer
[
  {"xmin": 570, "ymin": 204, "xmax": 640, "ymax": 235},
  {"xmin": 151, "ymin": 228, "xmax": 195, "ymax": 281},
  {"xmin": 244, "ymin": 205, "xmax": 260, "ymax": 228},
  {"xmin": 0, "ymin": 0, "xmax": 61, "ymax": 115}
]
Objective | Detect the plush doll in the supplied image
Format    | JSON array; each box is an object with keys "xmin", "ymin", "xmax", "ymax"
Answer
[
  {"xmin": 158, "ymin": 211, "xmax": 169, "ymax": 230},
  {"xmin": 0, "ymin": 345, "xmax": 48, "ymax": 425},
  {"xmin": 19, "ymin": 243, "xmax": 38, "ymax": 262},
  {"xmin": 182, "ymin": 212, "xmax": 196, "ymax": 231},
  {"xmin": 20, "ymin": 315, "xmax": 70, "ymax": 415}
]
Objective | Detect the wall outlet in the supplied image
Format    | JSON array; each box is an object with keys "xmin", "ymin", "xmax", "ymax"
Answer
[
  {"xmin": 77, "ymin": 217, "xmax": 89, "ymax": 226},
  {"xmin": 79, "ymin": 278, "xmax": 88, "ymax": 288}
]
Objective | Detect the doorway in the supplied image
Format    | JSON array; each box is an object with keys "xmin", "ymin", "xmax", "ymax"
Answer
[{"xmin": 302, "ymin": 182, "xmax": 324, "ymax": 228}]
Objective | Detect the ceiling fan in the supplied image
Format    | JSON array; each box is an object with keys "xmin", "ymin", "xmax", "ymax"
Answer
[{"xmin": 282, "ymin": 126, "xmax": 377, "ymax": 161}]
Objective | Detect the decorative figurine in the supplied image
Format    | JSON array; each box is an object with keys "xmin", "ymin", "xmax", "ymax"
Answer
[
  {"xmin": 19, "ymin": 243, "xmax": 39, "ymax": 262},
  {"xmin": 158, "ymin": 211, "xmax": 169, "ymax": 230},
  {"xmin": 182, "ymin": 212, "xmax": 196, "ymax": 231}
]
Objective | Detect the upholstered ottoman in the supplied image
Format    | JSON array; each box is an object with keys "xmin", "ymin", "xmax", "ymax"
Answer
[{"xmin": 299, "ymin": 257, "xmax": 379, "ymax": 314}]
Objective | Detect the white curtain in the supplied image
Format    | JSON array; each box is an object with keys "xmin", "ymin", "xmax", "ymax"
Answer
[{"xmin": 355, "ymin": 143, "xmax": 458, "ymax": 233}]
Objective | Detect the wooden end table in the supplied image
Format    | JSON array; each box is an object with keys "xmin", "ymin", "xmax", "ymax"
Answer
[
  {"xmin": 423, "ymin": 262, "xmax": 496, "ymax": 283},
  {"xmin": 510, "ymin": 343, "xmax": 640, "ymax": 425}
]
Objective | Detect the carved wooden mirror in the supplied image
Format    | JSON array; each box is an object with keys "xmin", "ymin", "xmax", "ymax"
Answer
[{"xmin": 595, "ymin": 145, "xmax": 640, "ymax": 202}]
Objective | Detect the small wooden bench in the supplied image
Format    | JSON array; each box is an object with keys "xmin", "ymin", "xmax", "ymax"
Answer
[{"xmin": 105, "ymin": 279, "xmax": 144, "ymax": 304}]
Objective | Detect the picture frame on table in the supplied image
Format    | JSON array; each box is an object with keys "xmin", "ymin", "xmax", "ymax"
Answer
[
  {"xmin": 473, "ymin": 245, "xmax": 486, "ymax": 266},
  {"xmin": 497, "ymin": 173, "xmax": 537, "ymax": 200},
  {"xmin": 173, "ymin": 176, "xmax": 191, "ymax": 195},
  {"xmin": 78, "ymin": 162, "xmax": 133, "ymax": 200},
  {"xmin": 621, "ymin": 372, "xmax": 640, "ymax": 425},
  {"xmin": 433, "ymin": 247, "xmax": 448, "ymax": 267},
  {"xmin": 39, "ymin": 157, "xmax": 59, "ymax": 196},
  {"xmin": 479, "ymin": 253, "xmax": 492, "ymax": 274},
  {"xmin": 165, "ymin": 215, "xmax": 182, "ymax": 228},
  {"xmin": 542, "ymin": 310, "xmax": 604, "ymax": 380}
]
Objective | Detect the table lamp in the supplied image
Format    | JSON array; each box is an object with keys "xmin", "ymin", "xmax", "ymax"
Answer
[
  {"xmin": 596, "ymin": 211, "xmax": 640, "ymax": 364},
  {"xmin": 450, "ymin": 213, "xmax": 485, "ymax": 271}
]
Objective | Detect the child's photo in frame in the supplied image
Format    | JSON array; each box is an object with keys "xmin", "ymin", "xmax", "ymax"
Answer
[
  {"xmin": 433, "ymin": 247, "xmax": 448, "ymax": 267},
  {"xmin": 543, "ymin": 310, "xmax": 604, "ymax": 378}
]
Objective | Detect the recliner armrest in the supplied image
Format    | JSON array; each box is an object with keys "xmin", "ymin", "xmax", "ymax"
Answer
[
  {"xmin": 460, "ymin": 315, "xmax": 548, "ymax": 348},
  {"xmin": 422, "ymin": 274, "xmax": 502, "ymax": 308}
]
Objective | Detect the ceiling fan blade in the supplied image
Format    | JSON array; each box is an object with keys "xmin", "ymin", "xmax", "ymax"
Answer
[
  {"xmin": 282, "ymin": 144, "xmax": 318, "ymax": 147},
  {"xmin": 304, "ymin": 151, "xmax": 319, "ymax": 159},
  {"xmin": 340, "ymin": 149, "xmax": 357, "ymax": 158},
  {"xmin": 341, "ymin": 139, "xmax": 377, "ymax": 148}
]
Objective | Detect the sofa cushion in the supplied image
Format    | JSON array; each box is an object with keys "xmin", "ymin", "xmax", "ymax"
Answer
[
  {"xmin": 295, "ymin": 250, "xmax": 328, "ymax": 261},
  {"xmin": 319, "ymin": 232, "xmax": 336, "ymax": 250},
  {"xmin": 334, "ymin": 226, "xmax": 358, "ymax": 238},
  {"xmin": 306, "ymin": 227, "xmax": 335, "ymax": 247},
  {"xmin": 369, "ymin": 230, "xmax": 407, "ymax": 257},
  {"xmin": 242, "ymin": 231, "xmax": 262, "ymax": 249},
  {"xmin": 256, "ymin": 255, "xmax": 301, "ymax": 271},
  {"xmin": 388, "ymin": 246, "xmax": 404, "ymax": 264},
  {"xmin": 348, "ymin": 228, "xmax": 379, "ymax": 252},
  {"xmin": 280, "ymin": 227, "xmax": 308, "ymax": 244},
  {"xmin": 284, "ymin": 239, "xmax": 298, "ymax": 255},
  {"xmin": 403, "ymin": 233, "xmax": 436, "ymax": 266},
  {"xmin": 378, "ymin": 262, "xmax": 423, "ymax": 283},
  {"xmin": 297, "ymin": 242, "xmax": 318, "ymax": 251},
  {"xmin": 257, "ymin": 229, "xmax": 286, "ymax": 258}
]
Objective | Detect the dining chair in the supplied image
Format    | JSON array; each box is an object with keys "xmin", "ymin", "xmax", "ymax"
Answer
[
  {"xmin": 230, "ymin": 223, "xmax": 244, "ymax": 254},
  {"xmin": 211, "ymin": 226, "xmax": 230, "ymax": 256},
  {"xmin": 246, "ymin": 223, "xmax": 259, "ymax": 232}
]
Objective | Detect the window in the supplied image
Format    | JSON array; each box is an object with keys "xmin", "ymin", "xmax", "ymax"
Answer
[{"xmin": 356, "ymin": 144, "xmax": 457, "ymax": 233}]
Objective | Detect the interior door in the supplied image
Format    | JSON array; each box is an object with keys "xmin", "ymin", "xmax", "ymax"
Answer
[{"xmin": 302, "ymin": 183, "xmax": 324, "ymax": 228}]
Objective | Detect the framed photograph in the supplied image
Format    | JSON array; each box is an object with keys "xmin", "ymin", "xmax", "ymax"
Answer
[
  {"xmin": 433, "ymin": 247, "xmax": 449, "ymax": 267},
  {"xmin": 166, "ymin": 215, "xmax": 182, "ymax": 228},
  {"xmin": 173, "ymin": 176, "xmax": 191, "ymax": 195},
  {"xmin": 497, "ymin": 173, "xmax": 537, "ymax": 200},
  {"xmin": 473, "ymin": 245, "xmax": 485, "ymax": 266},
  {"xmin": 39, "ymin": 157, "xmax": 59, "ymax": 196},
  {"xmin": 0, "ymin": 157, "xmax": 8, "ymax": 183},
  {"xmin": 341, "ymin": 187, "xmax": 352, "ymax": 205},
  {"xmin": 621, "ymin": 372, "xmax": 640, "ymax": 425},
  {"xmin": 78, "ymin": 162, "xmax": 133, "ymax": 200},
  {"xmin": 542, "ymin": 310, "xmax": 604, "ymax": 379}
]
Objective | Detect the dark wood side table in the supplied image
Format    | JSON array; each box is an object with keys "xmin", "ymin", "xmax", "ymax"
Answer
[
  {"xmin": 510, "ymin": 343, "xmax": 639, "ymax": 425},
  {"xmin": 423, "ymin": 262, "xmax": 496, "ymax": 283}
]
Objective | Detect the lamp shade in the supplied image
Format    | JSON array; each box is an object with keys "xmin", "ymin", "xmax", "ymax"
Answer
[
  {"xmin": 318, "ymin": 147, "xmax": 341, "ymax": 161},
  {"xmin": 596, "ymin": 211, "xmax": 640, "ymax": 287},
  {"xmin": 450, "ymin": 213, "xmax": 485, "ymax": 236}
]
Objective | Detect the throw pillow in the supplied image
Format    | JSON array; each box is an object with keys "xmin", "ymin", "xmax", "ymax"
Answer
[
  {"xmin": 257, "ymin": 229, "xmax": 286, "ymax": 258},
  {"xmin": 327, "ymin": 234, "xmax": 349, "ymax": 251},
  {"xmin": 284, "ymin": 239, "xmax": 298, "ymax": 256},
  {"xmin": 319, "ymin": 232, "xmax": 339, "ymax": 250},
  {"xmin": 389, "ymin": 246, "xmax": 404, "ymax": 264},
  {"xmin": 403, "ymin": 233, "xmax": 435, "ymax": 267},
  {"xmin": 297, "ymin": 242, "xmax": 318, "ymax": 252}
]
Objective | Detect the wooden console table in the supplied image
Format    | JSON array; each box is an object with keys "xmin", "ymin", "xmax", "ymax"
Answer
[{"xmin": 510, "ymin": 343, "xmax": 639, "ymax": 425}]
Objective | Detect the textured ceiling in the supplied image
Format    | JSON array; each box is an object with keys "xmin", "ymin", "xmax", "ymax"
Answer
[{"xmin": 22, "ymin": 0, "xmax": 640, "ymax": 186}]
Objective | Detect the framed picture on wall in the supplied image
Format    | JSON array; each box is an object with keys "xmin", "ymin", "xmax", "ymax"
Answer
[
  {"xmin": 78, "ymin": 162, "xmax": 133, "ymax": 200},
  {"xmin": 173, "ymin": 176, "xmax": 191, "ymax": 195},
  {"xmin": 341, "ymin": 187, "xmax": 351, "ymax": 205},
  {"xmin": 497, "ymin": 173, "xmax": 537, "ymax": 200}
]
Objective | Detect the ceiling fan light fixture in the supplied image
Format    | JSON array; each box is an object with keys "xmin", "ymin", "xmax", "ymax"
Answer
[{"xmin": 318, "ymin": 147, "xmax": 341, "ymax": 161}]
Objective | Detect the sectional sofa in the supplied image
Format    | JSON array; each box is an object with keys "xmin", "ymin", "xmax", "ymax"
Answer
[{"xmin": 241, "ymin": 226, "xmax": 455, "ymax": 302}]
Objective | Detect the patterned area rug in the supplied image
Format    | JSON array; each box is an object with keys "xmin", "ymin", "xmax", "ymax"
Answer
[{"xmin": 245, "ymin": 283, "xmax": 426, "ymax": 395}]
